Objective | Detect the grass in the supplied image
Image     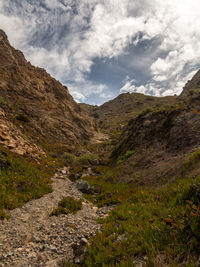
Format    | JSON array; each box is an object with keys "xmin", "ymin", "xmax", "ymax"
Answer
[
  {"xmin": 0, "ymin": 145, "xmax": 56, "ymax": 219},
  {"xmin": 0, "ymin": 96, "xmax": 6, "ymax": 105},
  {"xmin": 117, "ymin": 150, "xmax": 135, "ymax": 165},
  {"xmin": 81, "ymin": 167, "xmax": 200, "ymax": 266},
  {"xmin": 61, "ymin": 152, "xmax": 76, "ymax": 165},
  {"xmin": 182, "ymin": 149, "xmax": 200, "ymax": 174},
  {"xmin": 76, "ymin": 152, "xmax": 98, "ymax": 165},
  {"xmin": 57, "ymin": 151, "xmax": 99, "ymax": 166},
  {"xmin": 50, "ymin": 196, "xmax": 82, "ymax": 216}
]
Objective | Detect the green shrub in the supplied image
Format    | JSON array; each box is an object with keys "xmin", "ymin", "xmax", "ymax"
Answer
[
  {"xmin": 62, "ymin": 152, "xmax": 76, "ymax": 164},
  {"xmin": 76, "ymin": 153, "xmax": 98, "ymax": 165},
  {"xmin": 50, "ymin": 196, "xmax": 82, "ymax": 216}
]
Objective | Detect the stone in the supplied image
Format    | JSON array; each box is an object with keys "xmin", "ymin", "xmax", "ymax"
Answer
[{"xmin": 75, "ymin": 180, "xmax": 94, "ymax": 194}]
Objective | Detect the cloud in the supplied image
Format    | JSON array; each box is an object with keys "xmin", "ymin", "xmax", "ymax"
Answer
[
  {"xmin": 0, "ymin": 0, "xmax": 199, "ymax": 104},
  {"xmin": 68, "ymin": 80, "xmax": 111, "ymax": 105}
]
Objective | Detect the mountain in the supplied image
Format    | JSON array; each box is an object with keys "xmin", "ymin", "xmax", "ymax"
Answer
[
  {"xmin": 86, "ymin": 92, "xmax": 177, "ymax": 138},
  {"xmin": 0, "ymin": 29, "xmax": 96, "ymax": 156}
]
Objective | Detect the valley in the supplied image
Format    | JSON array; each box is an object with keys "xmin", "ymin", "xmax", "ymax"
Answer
[{"xmin": 0, "ymin": 29, "xmax": 200, "ymax": 266}]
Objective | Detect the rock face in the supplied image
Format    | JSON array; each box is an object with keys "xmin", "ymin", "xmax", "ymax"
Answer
[
  {"xmin": 180, "ymin": 69, "xmax": 200, "ymax": 97},
  {"xmin": 0, "ymin": 29, "xmax": 96, "ymax": 152},
  {"xmin": 114, "ymin": 108, "xmax": 200, "ymax": 156},
  {"xmin": 0, "ymin": 106, "xmax": 45, "ymax": 157}
]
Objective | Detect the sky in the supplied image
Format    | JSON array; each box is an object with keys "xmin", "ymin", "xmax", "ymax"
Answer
[{"xmin": 0, "ymin": 0, "xmax": 200, "ymax": 105}]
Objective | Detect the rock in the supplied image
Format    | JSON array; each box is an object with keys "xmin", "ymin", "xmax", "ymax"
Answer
[
  {"xmin": 73, "ymin": 239, "xmax": 88, "ymax": 264},
  {"xmin": 75, "ymin": 180, "xmax": 94, "ymax": 194},
  {"xmin": 80, "ymin": 238, "xmax": 88, "ymax": 245},
  {"xmin": 143, "ymin": 120, "xmax": 151, "ymax": 127},
  {"xmin": 45, "ymin": 259, "xmax": 58, "ymax": 267}
]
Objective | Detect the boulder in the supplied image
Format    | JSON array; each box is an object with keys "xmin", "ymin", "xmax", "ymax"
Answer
[{"xmin": 75, "ymin": 180, "xmax": 94, "ymax": 194}]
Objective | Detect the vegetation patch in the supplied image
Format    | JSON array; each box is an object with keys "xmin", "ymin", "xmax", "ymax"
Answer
[
  {"xmin": 0, "ymin": 96, "xmax": 6, "ymax": 105},
  {"xmin": 182, "ymin": 149, "xmax": 200, "ymax": 174},
  {"xmin": 61, "ymin": 152, "xmax": 76, "ymax": 165},
  {"xmin": 117, "ymin": 150, "xmax": 135, "ymax": 165},
  {"xmin": 75, "ymin": 152, "xmax": 98, "ymax": 165},
  {"xmin": 0, "ymin": 145, "xmax": 55, "ymax": 219},
  {"xmin": 83, "ymin": 167, "xmax": 200, "ymax": 266},
  {"xmin": 58, "ymin": 152, "xmax": 99, "ymax": 167},
  {"xmin": 50, "ymin": 196, "xmax": 82, "ymax": 216}
]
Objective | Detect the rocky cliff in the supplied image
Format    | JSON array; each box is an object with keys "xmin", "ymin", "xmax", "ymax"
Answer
[{"xmin": 0, "ymin": 29, "xmax": 96, "ymax": 155}]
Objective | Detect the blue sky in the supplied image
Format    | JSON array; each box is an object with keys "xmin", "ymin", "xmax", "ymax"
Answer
[{"xmin": 0, "ymin": 0, "xmax": 200, "ymax": 105}]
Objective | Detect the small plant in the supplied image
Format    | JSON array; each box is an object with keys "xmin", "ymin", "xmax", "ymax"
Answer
[{"xmin": 50, "ymin": 196, "xmax": 82, "ymax": 216}]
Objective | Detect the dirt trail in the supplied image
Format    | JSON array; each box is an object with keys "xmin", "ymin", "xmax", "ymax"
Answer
[{"xmin": 0, "ymin": 169, "xmax": 107, "ymax": 267}]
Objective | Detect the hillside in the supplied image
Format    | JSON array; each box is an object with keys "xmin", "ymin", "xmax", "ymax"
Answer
[
  {"xmin": 86, "ymin": 92, "xmax": 177, "ymax": 137},
  {"xmin": 0, "ymin": 29, "xmax": 96, "ymax": 156}
]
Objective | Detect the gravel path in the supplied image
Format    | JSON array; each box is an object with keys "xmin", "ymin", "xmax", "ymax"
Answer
[{"xmin": 0, "ymin": 168, "xmax": 108, "ymax": 267}]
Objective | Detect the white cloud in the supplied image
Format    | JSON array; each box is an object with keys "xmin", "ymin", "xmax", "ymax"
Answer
[
  {"xmin": 120, "ymin": 80, "xmax": 148, "ymax": 95},
  {"xmin": 0, "ymin": 0, "xmax": 199, "ymax": 103}
]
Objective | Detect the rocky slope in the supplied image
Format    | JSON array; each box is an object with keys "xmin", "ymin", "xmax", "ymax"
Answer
[
  {"xmin": 0, "ymin": 29, "xmax": 96, "ymax": 156},
  {"xmin": 110, "ymin": 70, "xmax": 200, "ymax": 185},
  {"xmin": 86, "ymin": 92, "xmax": 177, "ymax": 137},
  {"xmin": 180, "ymin": 69, "xmax": 200, "ymax": 97}
]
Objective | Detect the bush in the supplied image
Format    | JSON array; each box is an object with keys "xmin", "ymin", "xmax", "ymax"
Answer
[
  {"xmin": 62, "ymin": 152, "xmax": 76, "ymax": 164},
  {"xmin": 76, "ymin": 153, "xmax": 98, "ymax": 165},
  {"xmin": 50, "ymin": 196, "xmax": 82, "ymax": 216}
]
